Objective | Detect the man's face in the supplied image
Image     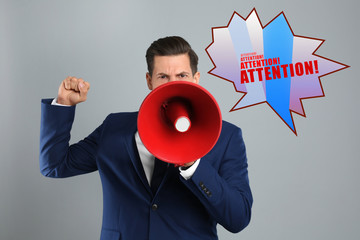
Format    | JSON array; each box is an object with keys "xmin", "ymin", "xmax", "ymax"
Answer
[{"xmin": 146, "ymin": 53, "xmax": 200, "ymax": 90}]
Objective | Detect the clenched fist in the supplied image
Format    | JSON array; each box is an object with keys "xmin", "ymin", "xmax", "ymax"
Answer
[{"xmin": 57, "ymin": 76, "xmax": 90, "ymax": 106}]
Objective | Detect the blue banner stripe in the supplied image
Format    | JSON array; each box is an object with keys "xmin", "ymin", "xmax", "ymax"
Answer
[{"xmin": 263, "ymin": 14, "xmax": 294, "ymax": 130}]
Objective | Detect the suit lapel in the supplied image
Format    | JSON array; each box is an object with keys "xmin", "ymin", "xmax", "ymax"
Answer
[
  {"xmin": 124, "ymin": 117, "xmax": 152, "ymax": 195},
  {"xmin": 122, "ymin": 112, "xmax": 177, "ymax": 196}
]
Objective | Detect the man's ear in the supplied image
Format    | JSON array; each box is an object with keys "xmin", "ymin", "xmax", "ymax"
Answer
[
  {"xmin": 193, "ymin": 71, "xmax": 200, "ymax": 84},
  {"xmin": 146, "ymin": 72, "xmax": 153, "ymax": 90}
]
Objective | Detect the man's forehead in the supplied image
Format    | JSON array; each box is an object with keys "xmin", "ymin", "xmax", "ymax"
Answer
[{"xmin": 153, "ymin": 54, "xmax": 191, "ymax": 68}]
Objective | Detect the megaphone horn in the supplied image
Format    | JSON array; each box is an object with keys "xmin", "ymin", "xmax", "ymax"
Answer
[{"xmin": 138, "ymin": 81, "xmax": 222, "ymax": 165}]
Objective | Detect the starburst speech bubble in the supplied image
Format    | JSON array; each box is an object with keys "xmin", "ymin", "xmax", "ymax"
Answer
[{"xmin": 206, "ymin": 9, "xmax": 349, "ymax": 135}]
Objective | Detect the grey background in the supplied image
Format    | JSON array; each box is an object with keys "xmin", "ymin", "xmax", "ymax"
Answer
[{"xmin": 1, "ymin": 0, "xmax": 358, "ymax": 239}]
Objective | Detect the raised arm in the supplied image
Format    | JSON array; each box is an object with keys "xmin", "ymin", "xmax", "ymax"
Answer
[{"xmin": 39, "ymin": 76, "xmax": 99, "ymax": 178}]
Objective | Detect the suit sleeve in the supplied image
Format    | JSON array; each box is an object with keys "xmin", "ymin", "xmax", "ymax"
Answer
[
  {"xmin": 39, "ymin": 99, "xmax": 102, "ymax": 178},
  {"xmin": 180, "ymin": 127, "xmax": 253, "ymax": 233}
]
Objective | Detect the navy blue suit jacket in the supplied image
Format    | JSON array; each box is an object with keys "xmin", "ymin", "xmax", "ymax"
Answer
[{"xmin": 39, "ymin": 99, "xmax": 253, "ymax": 240}]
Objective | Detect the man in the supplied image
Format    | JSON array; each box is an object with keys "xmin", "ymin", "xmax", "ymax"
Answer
[{"xmin": 40, "ymin": 36, "xmax": 252, "ymax": 239}]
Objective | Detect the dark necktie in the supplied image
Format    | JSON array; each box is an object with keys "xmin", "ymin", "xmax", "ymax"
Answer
[{"xmin": 151, "ymin": 158, "xmax": 168, "ymax": 194}]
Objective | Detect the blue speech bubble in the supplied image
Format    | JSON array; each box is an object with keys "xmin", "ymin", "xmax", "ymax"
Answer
[{"xmin": 206, "ymin": 9, "xmax": 349, "ymax": 135}]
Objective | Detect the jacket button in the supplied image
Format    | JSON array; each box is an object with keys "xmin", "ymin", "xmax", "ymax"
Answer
[{"xmin": 152, "ymin": 204, "xmax": 158, "ymax": 211}]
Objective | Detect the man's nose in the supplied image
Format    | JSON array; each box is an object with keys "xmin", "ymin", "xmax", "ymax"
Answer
[
  {"xmin": 169, "ymin": 76, "xmax": 182, "ymax": 82},
  {"xmin": 168, "ymin": 77, "xmax": 177, "ymax": 82}
]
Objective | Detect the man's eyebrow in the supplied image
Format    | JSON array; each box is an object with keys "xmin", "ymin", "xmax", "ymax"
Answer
[
  {"xmin": 156, "ymin": 73, "xmax": 169, "ymax": 76},
  {"xmin": 156, "ymin": 71, "xmax": 191, "ymax": 77},
  {"xmin": 176, "ymin": 71, "xmax": 191, "ymax": 75}
]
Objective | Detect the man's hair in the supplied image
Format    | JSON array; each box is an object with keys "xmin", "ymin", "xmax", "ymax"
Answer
[{"xmin": 146, "ymin": 36, "xmax": 199, "ymax": 76}]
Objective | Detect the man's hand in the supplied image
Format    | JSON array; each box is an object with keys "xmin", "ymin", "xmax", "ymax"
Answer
[
  {"xmin": 57, "ymin": 76, "xmax": 90, "ymax": 106},
  {"xmin": 182, "ymin": 161, "xmax": 195, "ymax": 168}
]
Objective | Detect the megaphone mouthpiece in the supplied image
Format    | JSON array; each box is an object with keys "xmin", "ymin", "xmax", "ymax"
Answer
[{"xmin": 175, "ymin": 117, "xmax": 191, "ymax": 133}]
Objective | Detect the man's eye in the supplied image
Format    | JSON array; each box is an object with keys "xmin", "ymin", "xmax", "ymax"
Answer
[
  {"xmin": 180, "ymin": 74, "xmax": 188, "ymax": 78},
  {"xmin": 159, "ymin": 75, "xmax": 167, "ymax": 79}
]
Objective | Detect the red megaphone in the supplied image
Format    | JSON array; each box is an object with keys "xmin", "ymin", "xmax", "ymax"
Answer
[{"xmin": 137, "ymin": 81, "xmax": 222, "ymax": 165}]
